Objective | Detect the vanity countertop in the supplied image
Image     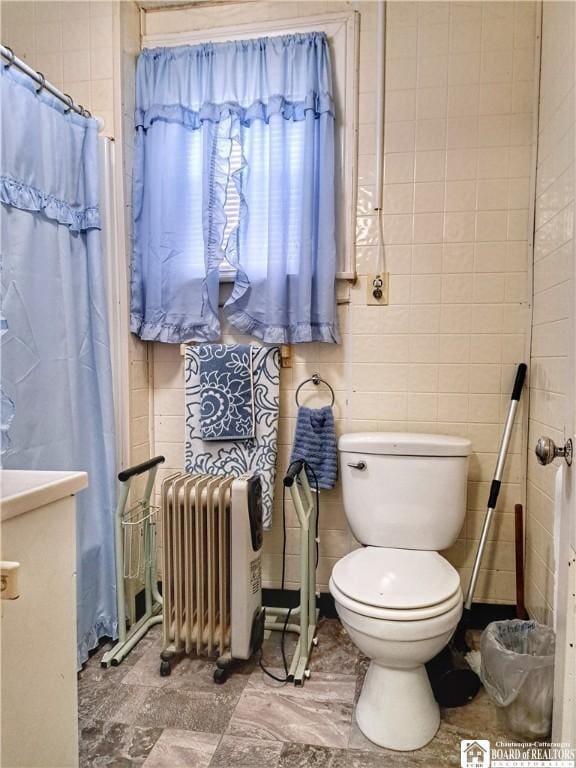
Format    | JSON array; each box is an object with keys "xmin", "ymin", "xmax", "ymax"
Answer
[{"xmin": 0, "ymin": 470, "xmax": 88, "ymax": 522}]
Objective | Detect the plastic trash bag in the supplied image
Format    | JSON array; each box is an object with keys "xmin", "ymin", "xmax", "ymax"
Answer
[{"xmin": 480, "ymin": 620, "xmax": 555, "ymax": 739}]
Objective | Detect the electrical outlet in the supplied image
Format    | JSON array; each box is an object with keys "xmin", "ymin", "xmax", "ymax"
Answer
[{"xmin": 366, "ymin": 272, "xmax": 389, "ymax": 305}]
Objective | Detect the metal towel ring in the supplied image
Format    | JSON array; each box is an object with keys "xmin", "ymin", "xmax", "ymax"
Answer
[{"xmin": 295, "ymin": 373, "xmax": 335, "ymax": 408}]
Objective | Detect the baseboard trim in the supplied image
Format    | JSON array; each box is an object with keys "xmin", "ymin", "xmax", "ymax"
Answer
[
  {"xmin": 136, "ymin": 586, "xmax": 518, "ymax": 628},
  {"xmin": 262, "ymin": 588, "xmax": 338, "ymax": 618},
  {"xmin": 262, "ymin": 589, "xmax": 518, "ymax": 627},
  {"xmin": 463, "ymin": 602, "xmax": 518, "ymax": 629},
  {"xmin": 135, "ymin": 582, "xmax": 163, "ymax": 622}
]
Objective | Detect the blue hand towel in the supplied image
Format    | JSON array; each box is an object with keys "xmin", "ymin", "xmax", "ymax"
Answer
[
  {"xmin": 199, "ymin": 344, "xmax": 255, "ymax": 441},
  {"xmin": 290, "ymin": 406, "xmax": 338, "ymax": 490}
]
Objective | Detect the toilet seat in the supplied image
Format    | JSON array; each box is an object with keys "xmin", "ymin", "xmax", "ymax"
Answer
[
  {"xmin": 331, "ymin": 546, "xmax": 462, "ymax": 621},
  {"xmin": 330, "ymin": 578, "xmax": 462, "ymax": 621}
]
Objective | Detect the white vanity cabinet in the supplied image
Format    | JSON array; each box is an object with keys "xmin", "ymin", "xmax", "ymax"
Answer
[{"xmin": 1, "ymin": 470, "xmax": 87, "ymax": 768}]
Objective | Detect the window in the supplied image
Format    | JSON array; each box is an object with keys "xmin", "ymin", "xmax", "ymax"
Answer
[
  {"xmin": 132, "ymin": 28, "xmax": 343, "ymax": 343},
  {"xmin": 142, "ymin": 10, "xmax": 360, "ymax": 280}
]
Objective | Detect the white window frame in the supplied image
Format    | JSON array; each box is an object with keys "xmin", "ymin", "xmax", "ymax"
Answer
[
  {"xmin": 142, "ymin": 10, "xmax": 360, "ymax": 281},
  {"xmin": 98, "ymin": 135, "xmax": 131, "ymax": 471}
]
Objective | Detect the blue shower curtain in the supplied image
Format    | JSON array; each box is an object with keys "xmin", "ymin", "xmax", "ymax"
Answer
[{"xmin": 0, "ymin": 67, "xmax": 117, "ymax": 665}]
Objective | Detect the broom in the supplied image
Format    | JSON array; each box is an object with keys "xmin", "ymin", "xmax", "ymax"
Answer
[{"xmin": 427, "ymin": 363, "xmax": 527, "ymax": 707}]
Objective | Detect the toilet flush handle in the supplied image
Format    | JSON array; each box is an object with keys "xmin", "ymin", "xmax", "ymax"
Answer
[{"xmin": 347, "ymin": 461, "xmax": 366, "ymax": 470}]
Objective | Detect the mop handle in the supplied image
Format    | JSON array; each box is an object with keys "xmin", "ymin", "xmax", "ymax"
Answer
[{"xmin": 464, "ymin": 363, "xmax": 527, "ymax": 610}]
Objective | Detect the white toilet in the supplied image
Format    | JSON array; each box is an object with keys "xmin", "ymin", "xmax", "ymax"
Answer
[{"xmin": 329, "ymin": 432, "xmax": 471, "ymax": 752}]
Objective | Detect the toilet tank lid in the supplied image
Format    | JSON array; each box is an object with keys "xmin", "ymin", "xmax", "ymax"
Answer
[{"xmin": 338, "ymin": 432, "xmax": 471, "ymax": 457}]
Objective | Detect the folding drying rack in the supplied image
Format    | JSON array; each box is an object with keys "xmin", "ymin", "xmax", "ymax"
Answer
[
  {"xmin": 101, "ymin": 456, "xmax": 165, "ymax": 667},
  {"xmin": 264, "ymin": 461, "xmax": 319, "ymax": 685}
]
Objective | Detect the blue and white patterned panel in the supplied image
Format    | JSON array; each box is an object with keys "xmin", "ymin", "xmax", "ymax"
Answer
[
  {"xmin": 185, "ymin": 345, "xmax": 280, "ymax": 528},
  {"xmin": 199, "ymin": 344, "xmax": 255, "ymax": 441}
]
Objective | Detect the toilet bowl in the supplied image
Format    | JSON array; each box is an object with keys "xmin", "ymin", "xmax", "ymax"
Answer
[
  {"xmin": 331, "ymin": 432, "xmax": 471, "ymax": 751},
  {"xmin": 330, "ymin": 547, "xmax": 463, "ymax": 751}
]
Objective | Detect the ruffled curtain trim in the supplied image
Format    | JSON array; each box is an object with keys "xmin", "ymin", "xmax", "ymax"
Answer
[
  {"xmin": 135, "ymin": 92, "xmax": 334, "ymax": 132},
  {"xmin": 1, "ymin": 175, "xmax": 100, "ymax": 232},
  {"xmin": 224, "ymin": 304, "xmax": 341, "ymax": 345},
  {"xmin": 205, "ymin": 120, "xmax": 232, "ymax": 274},
  {"xmin": 77, "ymin": 616, "xmax": 118, "ymax": 670},
  {"xmin": 130, "ymin": 312, "xmax": 220, "ymax": 344}
]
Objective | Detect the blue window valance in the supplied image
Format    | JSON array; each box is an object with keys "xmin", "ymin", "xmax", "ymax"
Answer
[{"xmin": 131, "ymin": 32, "xmax": 340, "ymax": 344}]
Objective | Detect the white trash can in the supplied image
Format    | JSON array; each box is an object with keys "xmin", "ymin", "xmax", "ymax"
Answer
[{"xmin": 480, "ymin": 620, "xmax": 555, "ymax": 739}]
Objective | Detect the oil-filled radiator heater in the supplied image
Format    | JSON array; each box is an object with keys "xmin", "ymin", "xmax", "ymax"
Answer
[{"xmin": 159, "ymin": 471, "xmax": 265, "ymax": 682}]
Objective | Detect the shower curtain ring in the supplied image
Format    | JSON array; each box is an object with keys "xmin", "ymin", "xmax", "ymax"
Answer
[
  {"xmin": 3, "ymin": 46, "xmax": 15, "ymax": 69},
  {"xmin": 35, "ymin": 72, "xmax": 46, "ymax": 94},
  {"xmin": 63, "ymin": 94, "xmax": 74, "ymax": 114},
  {"xmin": 80, "ymin": 105, "xmax": 91, "ymax": 118}
]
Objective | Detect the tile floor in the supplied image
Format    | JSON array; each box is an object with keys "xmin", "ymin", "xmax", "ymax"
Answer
[{"xmin": 78, "ymin": 619, "xmax": 510, "ymax": 767}]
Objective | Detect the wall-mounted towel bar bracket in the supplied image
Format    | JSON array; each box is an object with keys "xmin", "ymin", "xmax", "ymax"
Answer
[
  {"xmin": 280, "ymin": 344, "xmax": 292, "ymax": 368},
  {"xmin": 264, "ymin": 467, "xmax": 319, "ymax": 685},
  {"xmin": 180, "ymin": 343, "xmax": 291, "ymax": 371}
]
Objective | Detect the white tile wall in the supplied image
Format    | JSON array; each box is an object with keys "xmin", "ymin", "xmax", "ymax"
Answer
[
  {"xmin": 116, "ymin": 0, "xmax": 151, "ymax": 472},
  {"xmin": 2, "ymin": 0, "xmax": 118, "ymax": 135},
  {"xmin": 144, "ymin": 0, "xmax": 537, "ymax": 601},
  {"xmin": 3, "ymin": 0, "xmax": 542, "ymax": 605},
  {"xmin": 526, "ymin": 0, "xmax": 575, "ymax": 626}
]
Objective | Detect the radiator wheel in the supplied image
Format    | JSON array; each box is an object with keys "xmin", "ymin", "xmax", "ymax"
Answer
[
  {"xmin": 213, "ymin": 668, "xmax": 227, "ymax": 684},
  {"xmin": 160, "ymin": 660, "xmax": 172, "ymax": 677}
]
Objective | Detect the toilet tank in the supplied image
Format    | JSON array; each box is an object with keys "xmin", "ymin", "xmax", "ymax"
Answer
[{"xmin": 339, "ymin": 433, "xmax": 471, "ymax": 550}]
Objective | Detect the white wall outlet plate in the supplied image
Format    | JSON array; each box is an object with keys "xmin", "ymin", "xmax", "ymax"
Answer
[{"xmin": 366, "ymin": 273, "xmax": 389, "ymax": 305}]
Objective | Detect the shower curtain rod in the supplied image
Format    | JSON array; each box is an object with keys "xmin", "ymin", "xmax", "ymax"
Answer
[{"xmin": 1, "ymin": 44, "xmax": 91, "ymax": 118}]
